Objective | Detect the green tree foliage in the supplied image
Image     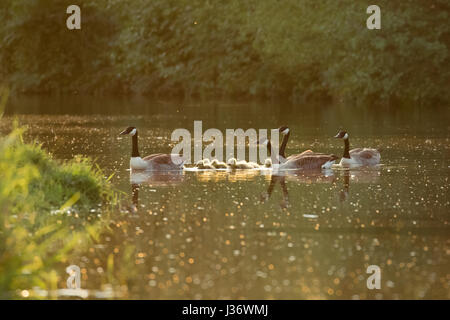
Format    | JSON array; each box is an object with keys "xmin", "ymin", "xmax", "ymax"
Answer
[
  {"xmin": 0, "ymin": 0, "xmax": 117, "ymax": 93},
  {"xmin": 0, "ymin": 0, "xmax": 448, "ymax": 105}
]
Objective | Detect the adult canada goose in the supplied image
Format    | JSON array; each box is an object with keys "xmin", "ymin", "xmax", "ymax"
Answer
[
  {"xmin": 277, "ymin": 125, "xmax": 338, "ymax": 170},
  {"xmin": 120, "ymin": 126, "xmax": 185, "ymax": 171},
  {"xmin": 334, "ymin": 129, "xmax": 380, "ymax": 167}
]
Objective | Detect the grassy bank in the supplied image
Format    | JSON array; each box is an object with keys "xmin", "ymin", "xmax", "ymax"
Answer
[
  {"xmin": 0, "ymin": 125, "xmax": 116, "ymax": 298},
  {"xmin": 0, "ymin": 0, "xmax": 448, "ymax": 106}
]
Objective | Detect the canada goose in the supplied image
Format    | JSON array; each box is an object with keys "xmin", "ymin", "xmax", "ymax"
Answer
[
  {"xmin": 334, "ymin": 129, "xmax": 380, "ymax": 167},
  {"xmin": 227, "ymin": 158, "xmax": 255, "ymax": 169},
  {"xmin": 277, "ymin": 126, "xmax": 338, "ymax": 170},
  {"xmin": 120, "ymin": 126, "xmax": 185, "ymax": 171},
  {"xmin": 211, "ymin": 159, "xmax": 228, "ymax": 169}
]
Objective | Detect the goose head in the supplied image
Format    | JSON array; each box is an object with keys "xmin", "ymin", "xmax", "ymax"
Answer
[
  {"xmin": 278, "ymin": 125, "xmax": 290, "ymax": 135},
  {"xmin": 120, "ymin": 126, "xmax": 137, "ymax": 136},
  {"xmin": 334, "ymin": 129, "xmax": 348, "ymax": 140}
]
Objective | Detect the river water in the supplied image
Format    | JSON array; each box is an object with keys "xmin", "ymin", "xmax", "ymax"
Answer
[{"xmin": 1, "ymin": 96, "xmax": 449, "ymax": 299}]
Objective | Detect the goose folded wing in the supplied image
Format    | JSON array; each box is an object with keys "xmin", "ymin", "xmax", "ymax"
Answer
[
  {"xmin": 143, "ymin": 153, "xmax": 165, "ymax": 161},
  {"xmin": 144, "ymin": 154, "xmax": 176, "ymax": 164},
  {"xmin": 288, "ymin": 154, "xmax": 337, "ymax": 170},
  {"xmin": 356, "ymin": 149, "xmax": 377, "ymax": 159},
  {"xmin": 150, "ymin": 154, "xmax": 185, "ymax": 165}
]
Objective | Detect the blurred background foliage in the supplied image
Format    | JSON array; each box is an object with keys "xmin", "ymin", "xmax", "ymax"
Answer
[{"xmin": 0, "ymin": 0, "xmax": 448, "ymax": 105}]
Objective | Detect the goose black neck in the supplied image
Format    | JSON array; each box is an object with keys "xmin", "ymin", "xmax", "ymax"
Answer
[
  {"xmin": 343, "ymin": 138, "xmax": 350, "ymax": 159},
  {"xmin": 132, "ymin": 133, "xmax": 140, "ymax": 157},
  {"xmin": 266, "ymin": 140, "xmax": 279, "ymax": 163},
  {"xmin": 279, "ymin": 132, "xmax": 290, "ymax": 159},
  {"xmin": 266, "ymin": 141, "xmax": 272, "ymax": 156}
]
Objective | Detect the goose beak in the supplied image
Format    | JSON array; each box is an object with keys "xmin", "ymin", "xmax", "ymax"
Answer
[{"xmin": 119, "ymin": 130, "xmax": 128, "ymax": 135}]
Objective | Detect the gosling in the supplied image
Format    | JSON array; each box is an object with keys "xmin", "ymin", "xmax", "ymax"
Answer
[
  {"xmin": 227, "ymin": 158, "xmax": 255, "ymax": 169},
  {"xmin": 211, "ymin": 159, "xmax": 228, "ymax": 169},
  {"xmin": 202, "ymin": 158, "xmax": 215, "ymax": 169},
  {"xmin": 196, "ymin": 159, "xmax": 214, "ymax": 169},
  {"xmin": 248, "ymin": 161, "xmax": 260, "ymax": 169}
]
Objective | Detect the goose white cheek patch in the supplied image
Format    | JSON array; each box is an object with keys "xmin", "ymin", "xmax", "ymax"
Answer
[
  {"xmin": 343, "ymin": 133, "xmax": 348, "ymax": 139},
  {"xmin": 130, "ymin": 128, "xmax": 137, "ymax": 136}
]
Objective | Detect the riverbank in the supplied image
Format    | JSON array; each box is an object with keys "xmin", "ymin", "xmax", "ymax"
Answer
[{"xmin": 0, "ymin": 125, "xmax": 116, "ymax": 298}]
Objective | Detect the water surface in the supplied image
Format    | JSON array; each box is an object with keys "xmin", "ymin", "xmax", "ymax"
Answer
[{"xmin": 1, "ymin": 97, "xmax": 449, "ymax": 299}]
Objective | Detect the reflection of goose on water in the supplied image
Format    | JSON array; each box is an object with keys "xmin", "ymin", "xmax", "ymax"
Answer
[
  {"xmin": 130, "ymin": 170, "xmax": 184, "ymax": 186},
  {"xmin": 334, "ymin": 129, "xmax": 380, "ymax": 167},
  {"xmin": 128, "ymin": 171, "xmax": 184, "ymax": 213},
  {"xmin": 120, "ymin": 126, "xmax": 185, "ymax": 171},
  {"xmin": 130, "ymin": 184, "xmax": 139, "ymax": 213},
  {"xmin": 338, "ymin": 169, "xmax": 381, "ymax": 202},
  {"xmin": 260, "ymin": 175, "xmax": 290, "ymax": 209}
]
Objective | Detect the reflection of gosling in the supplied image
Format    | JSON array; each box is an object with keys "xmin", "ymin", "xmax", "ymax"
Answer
[
  {"xmin": 211, "ymin": 159, "xmax": 228, "ymax": 169},
  {"xmin": 264, "ymin": 158, "xmax": 272, "ymax": 168},
  {"xmin": 227, "ymin": 158, "xmax": 254, "ymax": 169}
]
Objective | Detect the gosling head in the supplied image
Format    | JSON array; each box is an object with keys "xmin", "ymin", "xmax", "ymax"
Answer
[
  {"xmin": 334, "ymin": 129, "xmax": 348, "ymax": 140},
  {"xmin": 196, "ymin": 160, "xmax": 205, "ymax": 168},
  {"xmin": 120, "ymin": 126, "xmax": 137, "ymax": 136},
  {"xmin": 227, "ymin": 158, "xmax": 237, "ymax": 166}
]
